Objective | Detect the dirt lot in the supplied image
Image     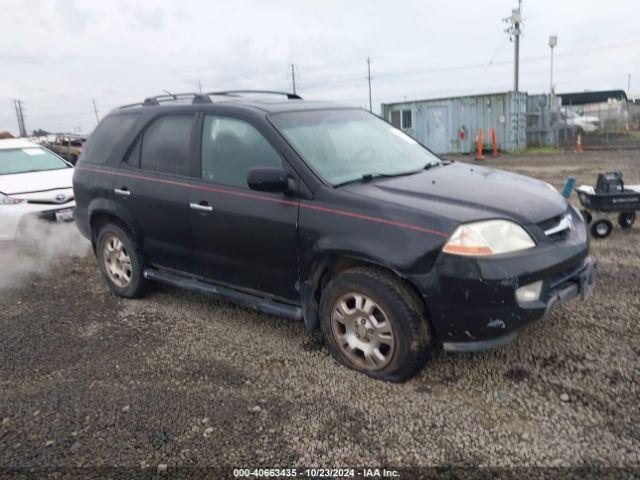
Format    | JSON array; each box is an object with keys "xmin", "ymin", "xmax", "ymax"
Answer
[{"xmin": 0, "ymin": 150, "xmax": 639, "ymax": 477}]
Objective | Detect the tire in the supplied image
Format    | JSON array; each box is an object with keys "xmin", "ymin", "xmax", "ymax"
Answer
[
  {"xmin": 618, "ymin": 212, "xmax": 635, "ymax": 229},
  {"xmin": 319, "ymin": 267, "xmax": 432, "ymax": 382},
  {"xmin": 96, "ymin": 223, "xmax": 146, "ymax": 298},
  {"xmin": 590, "ymin": 219, "xmax": 613, "ymax": 239},
  {"xmin": 581, "ymin": 209, "xmax": 592, "ymax": 225}
]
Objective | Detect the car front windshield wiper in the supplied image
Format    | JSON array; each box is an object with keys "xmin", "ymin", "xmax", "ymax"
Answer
[
  {"xmin": 423, "ymin": 159, "xmax": 453, "ymax": 170},
  {"xmin": 334, "ymin": 168, "xmax": 424, "ymax": 188}
]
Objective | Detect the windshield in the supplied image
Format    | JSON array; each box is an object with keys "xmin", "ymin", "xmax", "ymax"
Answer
[
  {"xmin": 0, "ymin": 147, "xmax": 70, "ymax": 175},
  {"xmin": 271, "ymin": 109, "xmax": 440, "ymax": 186}
]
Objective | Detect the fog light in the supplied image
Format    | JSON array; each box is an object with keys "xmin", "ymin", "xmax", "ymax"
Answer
[{"xmin": 515, "ymin": 281, "xmax": 543, "ymax": 303}]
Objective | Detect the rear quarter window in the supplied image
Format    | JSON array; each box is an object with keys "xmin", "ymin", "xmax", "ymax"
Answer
[{"xmin": 80, "ymin": 113, "xmax": 139, "ymax": 164}]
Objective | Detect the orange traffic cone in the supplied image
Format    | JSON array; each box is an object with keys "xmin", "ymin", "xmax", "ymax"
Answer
[
  {"xmin": 476, "ymin": 129, "xmax": 484, "ymax": 161},
  {"xmin": 575, "ymin": 133, "xmax": 583, "ymax": 153},
  {"xmin": 491, "ymin": 128, "xmax": 498, "ymax": 157}
]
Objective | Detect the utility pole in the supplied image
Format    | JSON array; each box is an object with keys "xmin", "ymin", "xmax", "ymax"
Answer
[
  {"xmin": 290, "ymin": 64, "xmax": 296, "ymax": 95},
  {"xmin": 628, "ymin": 74, "xmax": 631, "ymax": 92},
  {"xmin": 504, "ymin": 0, "xmax": 523, "ymax": 93},
  {"xmin": 197, "ymin": 81, "xmax": 203, "ymax": 94},
  {"xmin": 13, "ymin": 99, "xmax": 27, "ymax": 137},
  {"xmin": 367, "ymin": 57, "xmax": 372, "ymax": 112},
  {"xmin": 92, "ymin": 98, "xmax": 100, "ymax": 124}
]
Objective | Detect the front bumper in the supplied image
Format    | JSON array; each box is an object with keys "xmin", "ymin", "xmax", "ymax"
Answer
[
  {"xmin": 0, "ymin": 201, "xmax": 76, "ymax": 242},
  {"xmin": 441, "ymin": 256, "xmax": 596, "ymax": 352},
  {"xmin": 411, "ymin": 211, "xmax": 594, "ymax": 352}
]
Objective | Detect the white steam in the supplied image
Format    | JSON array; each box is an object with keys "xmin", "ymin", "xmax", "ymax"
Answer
[{"xmin": 0, "ymin": 217, "xmax": 91, "ymax": 291}]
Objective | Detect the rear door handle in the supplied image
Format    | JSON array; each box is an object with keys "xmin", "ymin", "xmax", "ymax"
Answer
[
  {"xmin": 114, "ymin": 187, "xmax": 130, "ymax": 197},
  {"xmin": 190, "ymin": 202, "xmax": 213, "ymax": 212}
]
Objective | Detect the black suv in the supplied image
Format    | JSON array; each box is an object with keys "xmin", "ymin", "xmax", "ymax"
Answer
[{"xmin": 73, "ymin": 91, "xmax": 596, "ymax": 382}]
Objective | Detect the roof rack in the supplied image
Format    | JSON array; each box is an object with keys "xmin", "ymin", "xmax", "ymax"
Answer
[
  {"xmin": 119, "ymin": 90, "xmax": 302, "ymax": 109},
  {"xmin": 209, "ymin": 90, "xmax": 302, "ymax": 100}
]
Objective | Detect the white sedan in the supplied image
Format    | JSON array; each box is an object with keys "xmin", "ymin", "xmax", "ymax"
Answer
[{"xmin": 0, "ymin": 138, "xmax": 75, "ymax": 243}]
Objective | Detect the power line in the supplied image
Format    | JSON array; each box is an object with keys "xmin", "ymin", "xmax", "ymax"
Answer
[{"xmin": 301, "ymin": 38, "xmax": 640, "ymax": 92}]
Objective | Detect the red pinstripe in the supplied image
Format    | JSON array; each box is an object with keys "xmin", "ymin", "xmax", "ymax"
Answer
[{"xmin": 76, "ymin": 166, "xmax": 449, "ymax": 238}]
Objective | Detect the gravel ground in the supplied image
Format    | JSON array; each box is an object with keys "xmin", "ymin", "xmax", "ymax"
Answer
[{"xmin": 0, "ymin": 150, "xmax": 638, "ymax": 477}]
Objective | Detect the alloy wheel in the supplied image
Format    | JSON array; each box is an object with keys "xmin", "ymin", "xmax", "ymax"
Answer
[
  {"xmin": 331, "ymin": 292, "xmax": 395, "ymax": 370},
  {"xmin": 102, "ymin": 234, "xmax": 133, "ymax": 288}
]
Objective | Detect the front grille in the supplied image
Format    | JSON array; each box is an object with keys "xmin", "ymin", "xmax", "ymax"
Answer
[
  {"xmin": 538, "ymin": 212, "xmax": 572, "ymax": 242},
  {"xmin": 538, "ymin": 215, "xmax": 562, "ymax": 232}
]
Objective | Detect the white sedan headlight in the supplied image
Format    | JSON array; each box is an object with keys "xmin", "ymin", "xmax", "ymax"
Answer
[
  {"xmin": 443, "ymin": 220, "xmax": 536, "ymax": 256},
  {"xmin": 0, "ymin": 193, "xmax": 24, "ymax": 205}
]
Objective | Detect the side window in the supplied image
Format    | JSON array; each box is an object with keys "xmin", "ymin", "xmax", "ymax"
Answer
[
  {"xmin": 80, "ymin": 113, "xmax": 139, "ymax": 165},
  {"xmin": 201, "ymin": 115, "xmax": 282, "ymax": 188},
  {"xmin": 140, "ymin": 115, "xmax": 194, "ymax": 176}
]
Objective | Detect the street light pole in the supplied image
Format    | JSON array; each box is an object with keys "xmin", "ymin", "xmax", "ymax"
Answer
[
  {"xmin": 367, "ymin": 57, "xmax": 372, "ymax": 112},
  {"xmin": 549, "ymin": 35, "xmax": 557, "ymax": 95}
]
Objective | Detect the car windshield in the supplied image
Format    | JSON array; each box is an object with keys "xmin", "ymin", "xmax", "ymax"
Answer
[
  {"xmin": 0, "ymin": 147, "xmax": 70, "ymax": 175},
  {"xmin": 270, "ymin": 109, "xmax": 440, "ymax": 186}
]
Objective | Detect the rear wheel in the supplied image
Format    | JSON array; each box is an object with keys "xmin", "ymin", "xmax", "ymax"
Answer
[
  {"xmin": 618, "ymin": 212, "xmax": 635, "ymax": 229},
  {"xmin": 590, "ymin": 219, "xmax": 613, "ymax": 239},
  {"xmin": 319, "ymin": 267, "xmax": 432, "ymax": 382},
  {"xmin": 97, "ymin": 223, "xmax": 146, "ymax": 298}
]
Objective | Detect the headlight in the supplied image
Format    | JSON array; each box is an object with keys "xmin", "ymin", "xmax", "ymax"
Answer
[
  {"xmin": 0, "ymin": 193, "xmax": 24, "ymax": 205},
  {"xmin": 443, "ymin": 220, "xmax": 535, "ymax": 256}
]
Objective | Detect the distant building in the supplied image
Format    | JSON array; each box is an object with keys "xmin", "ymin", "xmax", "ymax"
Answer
[
  {"xmin": 382, "ymin": 89, "xmax": 633, "ymax": 153},
  {"xmin": 0, "ymin": 131, "xmax": 14, "ymax": 139},
  {"xmin": 381, "ymin": 91, "xmax": 527, "ymax": 154}
]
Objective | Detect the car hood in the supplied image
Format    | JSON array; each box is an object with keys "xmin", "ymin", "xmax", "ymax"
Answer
[
  {"xmin": 0, "ymin": 168, "xmax": 74, "ymax": 195},
  {"xmin": 342, "ymin": 162, "xmax": 568, "ymax": 225}
]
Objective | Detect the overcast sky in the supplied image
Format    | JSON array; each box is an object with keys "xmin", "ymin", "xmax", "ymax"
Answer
[{"xmin": 2, "ymin": 0, "xmax": 639, "ymax": 135}]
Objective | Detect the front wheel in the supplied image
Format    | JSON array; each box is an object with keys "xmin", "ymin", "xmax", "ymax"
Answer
[
  {"xmin": 97, "ymin": 223, "xmax": 146, "ymax": 298},
  {"xmin": 319, "ymin": 267, "xmax": 432, "ymax": 382}
]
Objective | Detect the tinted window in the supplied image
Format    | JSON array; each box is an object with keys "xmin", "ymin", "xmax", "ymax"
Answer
[
  {"xmin": 140, "ymin": 115, "xmax": 194, "ymax": 176},
  {"xmin": 81, "ymin": 114, "xmax": 138, "ymax": 164},
  {"xmin": 201, "ymin": 116, "xmax": 281, "ymax": 188}
]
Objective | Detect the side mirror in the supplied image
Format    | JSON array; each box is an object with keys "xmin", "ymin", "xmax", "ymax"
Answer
[{"xmin": 247, "ymin": 166, "xmax": 293, "ymax": 193}]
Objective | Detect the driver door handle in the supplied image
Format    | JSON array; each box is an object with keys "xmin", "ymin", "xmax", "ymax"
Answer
[
  {"xmin": 114, "ymin": 187, "xmax": 130, "ymax": 197},
  {"xmin": 190, "ymin": 202, "xmax": 213, "ymax": 213}
]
